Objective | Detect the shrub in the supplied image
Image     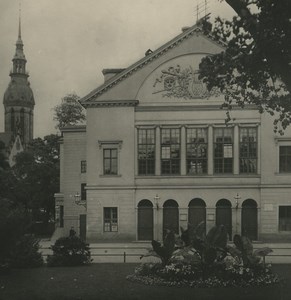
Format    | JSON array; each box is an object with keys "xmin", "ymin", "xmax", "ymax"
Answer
[
  {"xmin": 47, "ymin": 236, "xmax": 92, "ymax": 267},
  {"xmin": 9, "ymin": 234, "xmax": 43, "ymax": 268},
  {"xmin": 0, "ymin": 199, "xmax": 32, "ymax": 263}
]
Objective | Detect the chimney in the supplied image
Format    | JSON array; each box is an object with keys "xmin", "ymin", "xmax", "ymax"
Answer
[
  {"xmin": 181, "ymin": 26, "xmax": 190, "ymax": 33},
  {"xmin": 102, "ymin": 68, "xmax": 125, "ymax": 82}
]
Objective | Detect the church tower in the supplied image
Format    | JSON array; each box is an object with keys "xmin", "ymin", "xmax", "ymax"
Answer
[{"xmin": 3, "ymin": 12, "xmax": 35, "ymax": 148}]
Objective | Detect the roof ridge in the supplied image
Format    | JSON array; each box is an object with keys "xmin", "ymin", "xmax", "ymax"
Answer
[{"xmin": 81, "ymin": 23, "xmax": 226, "ymax": 105}]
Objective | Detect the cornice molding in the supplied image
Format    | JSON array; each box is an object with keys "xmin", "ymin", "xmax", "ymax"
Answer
[{"xmin": 83, "ymin": 100, "xmax": 139, "ymax": 108}]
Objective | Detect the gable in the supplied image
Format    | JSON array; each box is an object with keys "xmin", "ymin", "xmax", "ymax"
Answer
[{"xmin": 81, "ymin": 26, "xmax": 225, "ymax": 106}]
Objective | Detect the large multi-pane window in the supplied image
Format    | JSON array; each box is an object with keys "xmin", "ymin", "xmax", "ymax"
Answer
[
  {"xmin": 279, "ymin": 206, "xmax": 291, "ymax": 231},
  {"xmin": 104, "ymin": 207, "xmax": 118, "ymax": 232},
  {"xmin": 279, "ymin": 146, "xmax": 291, "ymax": 173},
  {"xmin": 239, "ymin": 127, "xmax": 257, "ymax": 173},
  {"xmin": 161, "ymin": 128, "xmax": 180, "ymax": 174},
  {"xmin": 138, "ymin": 129, "xmax": 155, "ymax": 175},
  {"xmin": 186, "ymin": 128, "xmax": 207, "ymax": 174},
  {"xmin": 103, "ymin": 149, "xmax": 118, "ymax": 175},
  {"xmin": 214, "ymin": 127, "xmax": 233, "ymax": 173}
]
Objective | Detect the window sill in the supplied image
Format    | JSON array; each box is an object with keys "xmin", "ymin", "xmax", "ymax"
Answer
[
  {"xmin": 275, "ymin": 172, "xmax": 291, "ymax": 176},
  {"xmin": 100, "ymin": 174, "xmax": 122, "ymax": 178}
]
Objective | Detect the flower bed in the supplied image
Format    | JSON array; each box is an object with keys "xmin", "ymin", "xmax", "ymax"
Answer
[
  {"xmin": 127, "ymin": 224, "xmax": 283, "ymax": 291},
  {"xmin": 127, "ymin": 261, "xmax": 280, "ymax": 288}
]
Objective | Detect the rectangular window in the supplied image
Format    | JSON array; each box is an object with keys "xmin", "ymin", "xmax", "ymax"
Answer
[
  {"xmin": 239, "ymin": 127, "xmax": 257, "ymax": 174},
  {"xmin": 214, "ymin": 127, "xmax": 233, "ymax": 173},
  {"xmin": 81, "ymin": 183, "xmax": 86, "ymax": 200},
  {"xmin": 104, "ymin": 207, "xmax": 118, "ymax": 232},
  {"xmin": 279, "ymin": 146, "xmax": 291, "ymax": 173},
  {"xmin": 279, "ymin": 206, "xmax": 291, "ymax": 231},
  {"xmin": 161, "ymin": 128, "xmax": 180, "ymax": 175},
  {"xmin": 81, "ymin": 160, "xmax": 87, "ymax": 173},
  {"xmin": 186, "ymin": 128, "xmax": 207, "ymax": 174},
  {"xmin": 103, "ymin": 149, "xmax": 118, "ymax": 175},
  {"xmin": 59, "ymin": 205, "xmax": 64, "ymax": 228},
  {"xmin": 138, "ymin": 128, "xmax": 155, "ymax": 175}
]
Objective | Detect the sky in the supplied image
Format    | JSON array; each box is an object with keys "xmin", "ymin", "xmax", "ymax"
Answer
[{"xmin": 0, "ymin": 0, "xmax": 234, "ymax": 138}]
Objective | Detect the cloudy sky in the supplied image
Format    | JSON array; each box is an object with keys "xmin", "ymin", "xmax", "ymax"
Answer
[{"xmin": 0, "ymin": 0, "xmax": 234, "ymax": 138}]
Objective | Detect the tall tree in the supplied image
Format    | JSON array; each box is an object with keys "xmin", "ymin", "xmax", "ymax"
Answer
[
  {"xmin": 53, "ymin": 93, "xmax": 86, "ymax": 130},
  {"xmin": 13, "ymin": 134, "xmax": 60, "ymax": 224},
  {"xmin": 199, "ymin": 0, "xmax": 291, "ymax": 133}
]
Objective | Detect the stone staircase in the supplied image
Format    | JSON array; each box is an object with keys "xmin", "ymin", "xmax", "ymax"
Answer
[{"xmin": 40, "ymin": 240, "xmax": 291, "ymax": 264}]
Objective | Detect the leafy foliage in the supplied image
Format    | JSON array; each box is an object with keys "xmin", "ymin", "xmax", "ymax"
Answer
[
  {"xmin": 47, "ymin": 236, "xmax": 92, "ymax": 267},
  {"xmin": 12, "ymin": 134, "xmax": 60, "ymax": 227},
  {"xmin": 232, "ymin": 234, "xmax": 272, "ymax": 267},
  {"xmin": 0, "ymin": 140, "xmax": 9, "ymax": 171},
  {"xmin": 53, "ymin": 93, "xmax": 86, "ymax": 130},
  {"xmin": 134, "ymin": 224, "xmax": 277, "ymax": 288},
  {"xmin": 0, "ymin": 198, "xmax": 43, "ymax": 269},
  {"xmin": 199, "ymin": 0, "xmax": 291, "ymax": 133},
  {"xmin": 151, "ymin": 230, "xmax": 176, "ymax": 266},
  {"xmin": 9, "ymin": 234, "xmax": 44, "ymax": 268},
  {"xmin": 180, "ymin": 223, "xmax": 228, "ymax": 266}
]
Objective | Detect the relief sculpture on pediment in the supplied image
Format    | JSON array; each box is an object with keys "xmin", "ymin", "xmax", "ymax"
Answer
[{"xmin": 153, "ymin": 64, "xmax": 218, "ymax": 99}]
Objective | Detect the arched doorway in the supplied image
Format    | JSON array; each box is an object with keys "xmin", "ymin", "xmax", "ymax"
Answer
[
  {"xmin": 163, "ymin": 199, "xmax": 179, "ymax": 237},
  {"xmin": 188, "ymin": 198, "xmax": 206, "ymax": 231},
  {"xmin": 216, "ymin": 199, "xmax": 232, "ymax": 240},
  {"xmin": 241, "ymin": 199, "xmax": 258, "ymax": 240},
  {"xmin": 138, "ymin": 200, "xmax": 153, "ymax": 240}
]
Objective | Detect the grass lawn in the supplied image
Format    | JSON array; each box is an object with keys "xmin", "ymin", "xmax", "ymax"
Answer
[{"xmin": 0, "ymin": 264, "xmax": 290, "ymax": 300}]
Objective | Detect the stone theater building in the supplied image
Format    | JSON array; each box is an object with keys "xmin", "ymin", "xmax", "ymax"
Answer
[{"xmin": 54, "ymin": 21, "xmax": 291, "ymax": 243}]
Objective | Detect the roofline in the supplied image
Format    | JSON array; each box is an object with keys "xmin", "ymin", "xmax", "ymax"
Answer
[{"xmin": 80, "ymin": 24, "xmax": 226, "ymax": 104}]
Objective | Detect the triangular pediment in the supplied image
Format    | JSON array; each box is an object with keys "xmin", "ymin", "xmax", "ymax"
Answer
[{"xmin": 81, "ymin": 24, "xmax": 226, "ymax": 107}]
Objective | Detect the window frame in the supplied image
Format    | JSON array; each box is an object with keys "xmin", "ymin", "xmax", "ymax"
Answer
[
  {"xmin": 161, "ymin": 127, "xmax": 181, "ymax": 175},
  {"xmin": 239, "ymin": 127, "xmax": 258, "ymax": 174},
  {"xmin": 103, "ymin": 148, "xmax": 118, "ymax": 175},
  {"xmin": 138, "ymin": 128, "xmax": 156, "ymax": 175},
  {"xmin": 213, "ymin": 127, "xmax": 234, "ymax": 174},
  {"xmin": 98, "ymin": 140, "xmax": 122, "ymax": 177},
  {"xmin": 279, "ymin": 205, "xmax": 291, "ymax": 231},
  {"xmin": 186, "ymin": 127, "xmax": 208, "ymax": 175},
  {"xmin": 81, "ymin": 160, "xmax": 87, "ymax": 173},
  {"xmin": 81, "ymin": 183, "xmax": 86, "ymax": 201},
  {"xmin": 279, "ymin": 145, "xmax": 291, "ymax": 173},
  {"xmin": 103, "ymin": 207, "xmax": 118, "ymax": 232}
]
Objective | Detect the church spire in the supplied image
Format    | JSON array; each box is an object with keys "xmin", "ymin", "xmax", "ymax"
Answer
[
  {"xmin": 18, "ymin": 4, "xmax": 22, "ymax": 41},
  {"xmin": 12, "ymin": 4, "xmax": 27, "ymax": 76}
]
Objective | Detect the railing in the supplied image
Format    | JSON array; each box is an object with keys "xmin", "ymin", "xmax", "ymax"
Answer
[{"xmin": 40, "ymin": 244, "xmax": 291, "ymax": 264}]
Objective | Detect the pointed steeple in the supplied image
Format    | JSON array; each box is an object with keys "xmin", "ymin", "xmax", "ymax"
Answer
[{"xmin": 12, "ymin": 4, "xmax": 27, "ymax": 76}]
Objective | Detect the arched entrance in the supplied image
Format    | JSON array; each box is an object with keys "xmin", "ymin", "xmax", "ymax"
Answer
[
  {"xmin": 138, "ymin": 199, "xmax": 153, "ymax": 240},
  {"xmin": 241, "ymin": 199, "xmax": 258, "ymax": 240},
  {"xmin": 163, "ymin": 199, "xmax": 179, "ymax": 237},
  {"xmin": 216, "ymin": 199, "xmax": 232, "ymax": 240},
  {"xmin": 188, "ymin": 198, "xmax": 206, "ymax": 231}
]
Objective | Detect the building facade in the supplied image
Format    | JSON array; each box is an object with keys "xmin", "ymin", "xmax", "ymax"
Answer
[{"xmin": 55, "ymin": 23, "xmax": 291, "ymax": 242}]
